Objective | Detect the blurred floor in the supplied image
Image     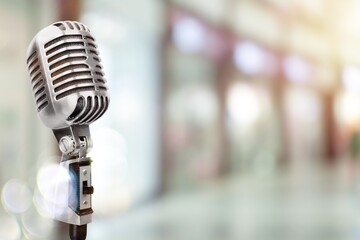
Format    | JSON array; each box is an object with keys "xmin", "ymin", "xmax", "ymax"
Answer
[{"xmin": 88, "ymin": 159, "xmax": 360, "ymax": 240}]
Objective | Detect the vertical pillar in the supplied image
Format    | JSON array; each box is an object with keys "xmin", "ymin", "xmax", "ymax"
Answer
[
  {"xmin": 323, "ymin": 92, "xmax": 336, "ymax": 163},
  {"xmin": 57, "ymin": 0, "xmax": 82, "ymax": 21}
]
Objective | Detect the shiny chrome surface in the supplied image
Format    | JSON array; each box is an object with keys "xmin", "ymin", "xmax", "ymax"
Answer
[
  {"xmin": 26, "ymin": 21, "xmax": 109, "ymax": 129},
  {"xmin": 25, "ymin": 21, "xmax": 107, "ymax": 227}
]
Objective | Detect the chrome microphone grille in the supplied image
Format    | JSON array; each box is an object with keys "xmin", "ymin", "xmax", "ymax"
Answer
[
  {"xmin": 26, "ymin": 21, "xmax": 109, "ymax": 129},
  {"xmin": 27, "ymin": 51, "xmax": 49, "ymax": 112}
]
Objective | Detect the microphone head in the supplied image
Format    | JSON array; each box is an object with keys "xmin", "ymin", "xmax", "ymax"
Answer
[{"xmin": 26, "ymin": 21, "xmax": 109, "ymax": 129}]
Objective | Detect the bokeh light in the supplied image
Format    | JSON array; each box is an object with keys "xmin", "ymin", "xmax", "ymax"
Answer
[
  {"xmin": 227, "ymin": 83, "xmax": 261, "ymax": 126},
  {"xmin": 234, "ymin": 41, "xmax": 267, "ymax": 76},
  {"xmin": 336, "ymin": 91, "xmax": 360, "ymax": 126},
  {"xmin": 1, "ymin": 179, "xmax": 32, "ymax": 214},
  {"xmin": 36, "ymin": 161, "xmax": 72, "ymax": 218},
  {"xmin": 21, "ymin": 209, "xmax": 55, "ymax": 240},
  {"xmin": 90, "ymin": 127, "xmax": 132, "ymax": 215},
  {"xmin": 173, "ymin": 17, "xmax": 206, "ymax": 53},
  {"xmin": 283, "ymin": 55, "xmax": 312, "ymax": 83},
  {"xmin": 342, "ymin": 65, "xmax": 360, "ymax": 92}
]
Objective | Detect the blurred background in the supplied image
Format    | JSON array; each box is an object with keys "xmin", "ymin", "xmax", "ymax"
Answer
[{"xmin": 2, "ymin": 0, "xmax": 360, "ymax": 239}]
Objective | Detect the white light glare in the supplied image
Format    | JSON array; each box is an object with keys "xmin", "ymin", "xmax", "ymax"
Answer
[
  {"xmin": 234, "ymin": 41, "xmax": 267, "ymax": 76},
  {"xmin": 1, "ymin": 179, "xmax": 32, "ymax": 214},
  {"xmin": 36, "ymin": 163, "xmax": 71, "ymax": 217},
  {"xmin": 283, "ymin": 55, "xmax": 311, "ymax": 83},
  {"xmin": 337, "ymin": 92, "xmax": 360, "ymax": 125},
  {"xmin": 173, "ymin": 17, "xmax": 206, "ymax": 53},
  {"xmin": 227, "ymin": 83, "xmax": 261, "ymax": 126},
  {"xmin": 342, "ymin": 66, "xmax": 360, "ymax": 92}
]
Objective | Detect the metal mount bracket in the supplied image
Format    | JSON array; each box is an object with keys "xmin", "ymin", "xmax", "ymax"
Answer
[{"xmin": 52, "ymin": 125, "xmax": 94, "ymax": 226}]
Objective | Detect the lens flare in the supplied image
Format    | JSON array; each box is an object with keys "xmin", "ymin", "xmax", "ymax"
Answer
[
  {"xmin": 1, "ymin": 179, "xmax": 32, "ymax": 214},
  {"xmin": 36, "ymin": 162, "xmax": 72, "ymax": 218},
  {"xmin": 21, "ymin": 209, "xmax": 55, "ymax": 240}
]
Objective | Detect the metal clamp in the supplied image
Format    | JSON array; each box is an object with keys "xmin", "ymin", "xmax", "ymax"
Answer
[{"xmin": 52, "ymin": 125, "xmax": 94, "ymax": 226}]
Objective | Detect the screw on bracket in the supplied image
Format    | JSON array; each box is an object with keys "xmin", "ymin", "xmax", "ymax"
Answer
[{"xmin": 59, "ymin": 136, "xmax": 76, "ymax": 155}]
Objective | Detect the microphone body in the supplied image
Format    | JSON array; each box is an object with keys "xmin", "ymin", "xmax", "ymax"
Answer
[{"xmin": 26, "ymin": 21, "xmax": 109, "ymax": 236}]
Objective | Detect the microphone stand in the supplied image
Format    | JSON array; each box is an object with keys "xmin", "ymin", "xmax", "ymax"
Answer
[
  {"xmin": 69, "ymin": 224, "xmax": 87, "ymax": 240},
  {"xmin": 53, "ymin": 125, "xmax": 94, "ymax": 240}
]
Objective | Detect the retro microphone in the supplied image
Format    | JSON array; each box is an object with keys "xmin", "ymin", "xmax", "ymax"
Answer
[{"xmin": 26, "ymin": 21, "xmax": 109, "ymax": 240}]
